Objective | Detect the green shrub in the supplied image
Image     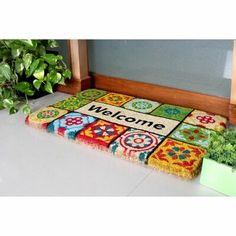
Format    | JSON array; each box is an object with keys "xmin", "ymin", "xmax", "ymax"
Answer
[
  {"xmin": 0, "ymin": 40, "xmax": 71, "ymax": 114},
  {"xmin": 205, "ymin": 128, "xmax": 236, "ymax": 170}
]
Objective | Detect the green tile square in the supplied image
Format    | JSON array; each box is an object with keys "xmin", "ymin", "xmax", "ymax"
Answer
[
  {"xmin": 170, "ymin": 123, "xmax": 213, "ymax": 148},
  {"xmin": 77, "ymin": 89, "xmax": 107, "ymax": 101},
  {"xmin": 151, "ymin": 104, "xmax": 192, "ymax": 121},
  {"xmin": 52, "ymin": 96, "xmax": 91, "ymax": 111}
]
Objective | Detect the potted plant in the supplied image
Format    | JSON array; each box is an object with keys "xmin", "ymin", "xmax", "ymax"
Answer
[
  {"xmin": 0, "ymin": 40, "xmax": 71, "ymax": 114},
  {"xmin": 200, "ymin": 128, "xmax": 236, "ymax": 196}
]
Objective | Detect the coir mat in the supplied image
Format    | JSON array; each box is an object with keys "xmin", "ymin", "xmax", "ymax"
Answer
[{"xmin": 25, "ymin": 89, "xmax": 227, "ymax": 179}]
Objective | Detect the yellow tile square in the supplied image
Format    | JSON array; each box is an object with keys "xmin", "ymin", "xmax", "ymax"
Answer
[
  {"xmin": 96, "ymin": 92, "xmax": 134, "ymax": 106},
  {"xmin": 148, "ymin": 138, "xmax": 206, "ymax": 179}
]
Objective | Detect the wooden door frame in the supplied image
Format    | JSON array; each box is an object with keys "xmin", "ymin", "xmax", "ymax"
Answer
[
  {"xmin": 229, "ymin": 40, "xmax": 236, "ymax": 124},
  {"xmin": 56, "ymin": 40, "xmax": 91, "ymax": 94},
  {"xmin": 57, "ymin": 39, "xmax": 236, "ymax": 124}
]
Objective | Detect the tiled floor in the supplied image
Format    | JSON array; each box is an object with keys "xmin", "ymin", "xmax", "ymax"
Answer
[{"xmin": 0, "ymin": 92, "xmax": 223, "ymax": 196}]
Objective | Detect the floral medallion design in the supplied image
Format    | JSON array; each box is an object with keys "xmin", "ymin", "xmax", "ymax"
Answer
[
  {"xmin": 77, "ymin": 89, "xmax": 107, "ymax": 101},
  {"xmin": 170, "ymin": 123, "xmax": 212, "ymax": 148},
  {"xmin": 76, "ymin": 120, "xmax": 128, "ymax": 149},
  {"xmin": 123, "ymin": 98, "xmax": 160, "ymax": 113},
  {"xmin": 167, "ymin": 146, "xmax": 191, "ymax": 160},
  {"xmin": 148, "ymin": 138, "xmax": 206, "ymax": 179},
  {"xmin": 47, "ymin": 112, "xmax": 97, "ymax": 140},
  {"xmin": 52, "ymin": 96, "xmax": 91, "ymax": 111},
  {"xmin": 109, "ymin": 128, "xmax": 164, "ymax": 163},
  {"xmin": 37, "ymin": 109, "xmax": 59, "ymax": 119},
  {"xmin": 184, "ymin": 110, "xmax": 227, "ymax": 132},
  {"xmin": 96, "ymin": 92, "xmax": 134, "ymax": 107},
  {"xmin": 25, "ymin": 106, "xmax": 68, "ymax": 129},
  {"xmin": 151, "ymin": 104, "xmax": 192, "ymax": 121}
]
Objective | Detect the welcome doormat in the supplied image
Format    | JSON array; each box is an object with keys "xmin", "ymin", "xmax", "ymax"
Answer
[{"xmin": 25, "ymin": 89, "xmax": 227, "ymax": 179}]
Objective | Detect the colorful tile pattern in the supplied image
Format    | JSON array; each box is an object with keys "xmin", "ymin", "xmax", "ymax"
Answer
[
  {"xmin": 148, "ymin": 138, "xmax": 206, "ymax": 179},
  {"xmin": 184, "ymin": 109, "xmax": 227, "ymax": 132},
  {"xmin": 96, "ymin": 92, "xmax": 134, "ymax": 107},
  {"xmin": 26, "ymin": 89, "xmax": 228, "ymax": 179},
  {"xmin": 52, "ymin": 96, "xmax": 91, "ymax": 111},
  {"xmin": 25, "ymin": 106, "xmax": 68, "ymax": 129},
  {"xmin": 77, "ymin": 89, "xmax": 107, "ymax": 101},
  {"xmin": 123, "ymin": 98, "xmax": 160, "ymax": 113},
  {"xmin": 170, "ymin": 123, "xmax": 212, "ymax": 148},
  {"xmin": 151, "ymin": 104, "xmax": 192, "ymax": 121},
  {"xmin": 76, "ymin": 120, "xmax": 128, "ymax": 149},
  {"xmin": 109, "ymin": 128, "xmax": 164, "ymax": 163},
  {"xmin": 47, "ymin": 112, "xmax": 97, "ymax": 140}
]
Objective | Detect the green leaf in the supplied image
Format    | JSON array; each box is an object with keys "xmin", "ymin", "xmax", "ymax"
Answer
[
  {"xmin": 15, "ymin": 58, "xmax": 24, "ymax": 74},
  {"xmin": 57, "ymin": 73, "xmax": 66, "ymax": 85},
  {"xmin": 19, "ymin": 40, "xmax": 34, "ymax": 47},
  {"xmin": 33, "ymin": 63, "xmax": 45, "ymax": 80},
  {"xmin": 25, "ymin": 89, "xmax": 34, "ymax": 96},
  {"xmin": 3, "ymin": 98, "xmax": 14, "ymax": 109},
  {"xmin": 0, "ymin": 48, "xmax": 11, "ymax": 61},
  {"xmin": 44, "ymin": 81, "xmax": 53, "ymax": 93},
  {"xmin": 56, "ymin": 72, "xmax": 61, "ymax": 80},
  {"xmin": 38, "ymin": 45, "xmax": 46, "ymax": 56},
  {"xmin": 55, "ymin": 65, "xmax": 63, "ymax": 70},
  {"xmin": 3, "ymin": 40, "xmax": 14, "ymax": 47},
  {"xmin": 9, "ymin": 106, "xmax": 18, "ymax": 114},
  {"xmin": 27, "ymin": 59, "xmax": 40, "ymax": 77},
  {"xmin": 23, "ymin": 53, "xmax": 32, "ymax": 70},
  {"xmin": 14, "ymin": 81, "xmax": 30, "ymax": 92},
  {"xmin": 0, "ymin": 101, "xmax": 4, "ymax": 110},
  {"xmin": 22, "ymin": 104, "xmax": 31, "ymax": 115},
  {"xmin": 48, "ymin": 40, "xmax": 59, "ymax": 48},
  {"xmin": 14, "ymin": 81, "xmax": 35, "ymax": 96},
  {"xmin": 33, "ymin": 79, "xmax": 42, "ymax": 90},
  {"xmin": 43, "ymin": 54, "xmax": 58, "ymax": 65},
  {"xmin": 3, "ymin": 89, "xmax": 11, "ymax": 98},
  {"xmin": 57, "ymin": 55, "xmax": 63, "ymax": 61},
  {"xmin": 0, "ymin": 76, "xmax": 6, "ymax": 83},
  {"xmin": 58, "ymin": 77, "xmax": 65, "ymax": 85},
  {"xmin": 47, "ymin": 71, "xmax": 58, "ymax": 84},
  {"xmin": 11, "ymin": 47, "xmax": 22, "ymax": 58},
  {"xmin": 12, "ymin": 72, "xmax": 18, "ymax": 83},
  {"xmin": 62, "ymin": 69, "xmax": 71, "ymax": 79},
  {"xmin": 0, "ymin": 63, "xmax": 11, "ymax": 80}
]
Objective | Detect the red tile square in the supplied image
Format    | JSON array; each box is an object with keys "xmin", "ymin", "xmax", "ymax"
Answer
[{"xmin": 76, "ymin": 120, "xmax": 128, "ymax": 150}]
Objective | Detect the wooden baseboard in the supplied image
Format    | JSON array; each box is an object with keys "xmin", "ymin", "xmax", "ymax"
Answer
[
  {"xmin": 229, "ymin": 104, "xmax": 236, "ymax": 124},
  {"xmin": 93, "ymin": 73, "xmax": 231, "ymax": 119}
]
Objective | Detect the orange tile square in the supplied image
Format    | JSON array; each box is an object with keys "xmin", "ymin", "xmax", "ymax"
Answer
[{"xmin": 96, "ymin": 92, "xmax": 134, "ymax": 106}]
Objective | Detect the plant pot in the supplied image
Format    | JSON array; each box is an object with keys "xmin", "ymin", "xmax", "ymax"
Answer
[{"xmin": 200, "ymin": 158, "xmax": 236, "ymax": 196}]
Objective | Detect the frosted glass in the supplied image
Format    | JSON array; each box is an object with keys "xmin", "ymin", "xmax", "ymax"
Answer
[{"xmin": 88, "ymin": 40, "xmax": 233, "ymax": 98}]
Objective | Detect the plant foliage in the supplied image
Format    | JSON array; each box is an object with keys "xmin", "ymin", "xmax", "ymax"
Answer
[
  {"xmin": 0, "ymin": 40, "xmax": 71, "ymax": 114},
  {"xmin": 205, "ymin": 128, "xmax": 236, "ymax": 170}
]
